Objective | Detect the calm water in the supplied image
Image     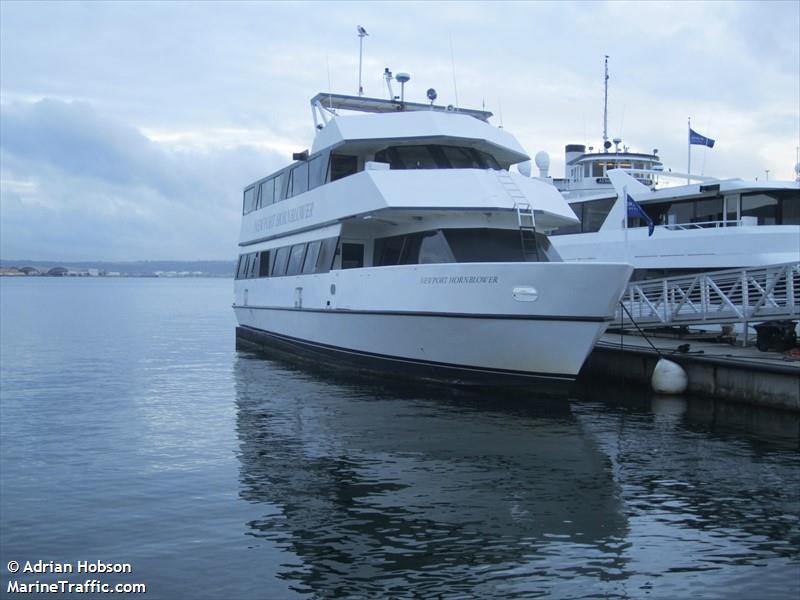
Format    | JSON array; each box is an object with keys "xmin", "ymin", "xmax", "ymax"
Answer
[{"xmin": 1, "ymin": 277, "xmax": 798, "ymax": 599}]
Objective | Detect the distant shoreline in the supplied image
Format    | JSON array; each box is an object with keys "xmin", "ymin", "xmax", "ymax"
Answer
[{"xmin": 0, "ymin": 259, "xmax": 235, "ymax": 278}]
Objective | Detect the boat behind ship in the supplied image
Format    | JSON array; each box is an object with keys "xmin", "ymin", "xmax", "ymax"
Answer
[{"xmin": 233, "ymin": 89, "xmax": 633, "ymax": 391}]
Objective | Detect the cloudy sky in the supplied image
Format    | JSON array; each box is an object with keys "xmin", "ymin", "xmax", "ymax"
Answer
[{"xmin": 1, "ymin": 1, "xmax": 798, "ymax": 261}]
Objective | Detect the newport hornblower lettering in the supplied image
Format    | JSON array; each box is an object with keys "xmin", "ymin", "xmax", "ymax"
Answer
[{"xmin": 254, "ymin": 202, "xmax": 314, "ymax": 233}]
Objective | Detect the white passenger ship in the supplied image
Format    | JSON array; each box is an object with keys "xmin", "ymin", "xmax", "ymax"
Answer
[
  {"xmin": 541, "ymin": 55, "xmax": 800, "ymax": 278},
  {"xmin": 233, "ymin": 86, "xmax": 633, "ymax": 390},
  {"xmin": 545, "ymin": 144, "xmax": 800, "ymax": 279}
]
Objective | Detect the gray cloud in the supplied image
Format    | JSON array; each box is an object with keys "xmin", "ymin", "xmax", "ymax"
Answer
[{"xmin": 1, "ymin": 1, "xmax": 797, "ymax": 260}]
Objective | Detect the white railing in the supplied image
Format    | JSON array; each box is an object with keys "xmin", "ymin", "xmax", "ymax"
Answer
[{"xmin": 617, "ymin": 262, "xmax": 800, "ymax": 329}]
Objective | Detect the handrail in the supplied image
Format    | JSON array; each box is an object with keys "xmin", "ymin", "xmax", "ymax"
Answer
[{"xmin": 617, "ymin": 262, "xmax": 800, "ymax": 330}]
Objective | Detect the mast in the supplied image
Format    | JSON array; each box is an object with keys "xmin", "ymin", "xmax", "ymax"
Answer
[{"xmin": 603, "ymin": 55, "xmax": 609, "ymax": 150}]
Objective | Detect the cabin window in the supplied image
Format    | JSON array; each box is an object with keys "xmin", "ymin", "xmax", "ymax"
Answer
[
  {"xmin": 246, "ymin": 253, "xmax": 259, "ymax": 279},
  {"xmin": 782, "ymin": 195, "xmax": 800, "ymax": 225},
  {"xmin": 274, "ymin": 172, "xmax": 285, "ymax": 202},
  {"xmin": 375, "ymin": 228, "xmax": 560, "ymax": 265},
  {"xmin": 582, "ymin": 197, "xmax": 614, "ymax": 232},
  {"xmin": 272, "ymin": 246, "xmax": 290, "ymax": 276},
  {"xmin": 316, "ymin": 237, "xmax": 338, "ymax": 273},
  {"xmin": 694, "ymin": 198, "xmax": 724, "ymax": 224},
  {"xmin": 288, "ymin": 162, "xmax": 309, "ymax": 198},
  {"xmin": 741, "ymin": 193, "xmax": 779, "ymax": 225},
  {"xmin": 259, "ymin": 179, "xmax": 275, "ymax": 207},
  {"xmin": 550, "ymin": 203, "xmax": 583, "ymax": 235},
  {"xmin": 341, "ymin": 243, "xmax": 364, "ymax": 269},
  {"xmin": 419, "ymin": 230, "xmax": 456, "ymax": 264},
  {"xmin": 258, "ymin": 251, "xmax": 271, "ymax": 277},
  {"xmin": 330, "ymin": 155, "xmax": 358, "ymax": 181},
  {"xmin": 235, "ymin": 255, "xmax": 247, "ymax": 279},
  {"xmin": 302, "ymin": 240, "xmax": 321, "ymax": 274},
  {"xmin": 591, "ymin": 162, "xmax": 604, "ymax": 177},
  {"xmin": 583, "ymin": 163, "xmax": 590, "ymax": 177},
  {"xmin": 308, "ymin": 153, "xmax": 329, "ymax": 189},
  {"xmin": 286, "ymin": 243, "xmax": 307, "ymax": 275},
  {"xmin": 243, "ymin": 187, "xmax": 256, "ymax": 214}
]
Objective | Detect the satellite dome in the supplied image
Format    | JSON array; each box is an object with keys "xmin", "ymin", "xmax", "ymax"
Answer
[
  {"xmin": 534, "ymin": 151, "xmax": 550, "ymax": 178},
  {"xmin": 534, "ymin": 151, "xmax": 550, "ymax": 170},
  {"xmin": 517, "ymin": 160, "xmax": 532, "ymax": 177}
]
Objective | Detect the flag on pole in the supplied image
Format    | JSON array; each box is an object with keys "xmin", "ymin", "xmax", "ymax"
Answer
[
  {"xmin": 627, "ymin": 194, "xmax": 654, "ymax": 236},
  {"xmin": 689, "ymin": 128, "xmax": 715, "ymax": 148}
]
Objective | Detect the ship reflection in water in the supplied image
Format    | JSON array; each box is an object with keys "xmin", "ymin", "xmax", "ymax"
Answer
[{"xmin": 233, "ymin": 353, "xmax": 800, "ymax": 599}]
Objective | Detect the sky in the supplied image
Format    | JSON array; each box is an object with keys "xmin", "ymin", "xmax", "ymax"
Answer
[{"xmin": 1, "ymin": 0, "xmax": 798, "ymax": 261}]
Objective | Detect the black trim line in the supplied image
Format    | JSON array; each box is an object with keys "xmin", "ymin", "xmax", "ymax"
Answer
[
  {"xmin": 234, "ymin": 304, "xmax": 612, "ymax": 323},
  {"xmin": 236, "ymin": 325, "xmax": 575, "ymax": 391}
]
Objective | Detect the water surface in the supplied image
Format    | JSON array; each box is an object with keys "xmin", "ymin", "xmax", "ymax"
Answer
[{"xmin": 1, "ymin": 277, "xmax": 798, "ymax": 598}]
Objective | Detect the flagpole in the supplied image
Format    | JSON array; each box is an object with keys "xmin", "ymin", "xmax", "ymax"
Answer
[
  {"xmin": 623, "ymin": 185, "xmax": 629, "ymax": 264},
  {"xmin": 687, "ymin": 117, "xmax": 691, "ymax": 185}
]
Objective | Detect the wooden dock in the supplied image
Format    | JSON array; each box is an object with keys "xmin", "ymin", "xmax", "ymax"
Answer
[{"xmin": 582, "ymin": 331, "xmax": 800, "ymax": 411}]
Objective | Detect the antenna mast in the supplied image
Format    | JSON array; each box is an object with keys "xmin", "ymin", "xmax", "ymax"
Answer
[
  {"xmin": 603, "ymin": 55, "xmax": 609, "ymax": 149},
  {"xmin": 357, "ymin": 26, "xmax": 369, "ymax": 96}
]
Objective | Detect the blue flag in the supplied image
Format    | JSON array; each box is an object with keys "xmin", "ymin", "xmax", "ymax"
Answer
[
  {"xmin": 627, "ymin": 194, "xmax": 654, "ymax": 236},
  {"xmin": 689, "ymin": 128, "xmax": 715, "ymax": 148}
]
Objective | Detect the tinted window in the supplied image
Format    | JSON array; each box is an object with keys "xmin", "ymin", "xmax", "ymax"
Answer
[
  {"xmin": 440, "ymin": 146, "xmax": 481, "ymax": 169},
  {"xmin": 247, "ymin": 253, "xmax": 259, "ymax": 279},
  {"xmin": 243, "ymin": 187, "xmax": 255, "ymax": 214},
  {"xmin": 258, "ymin": 251, "xmax": 271, "ymax": 277},
  {"xmin": 316, "ymin": 238, "xmax": 338, "ymax": 273},
  {"xmin": 236, "ymin": 255, "xmax": 248, "ymax": 279},
  {"xmin": 742, "ymin": 193, "xmax": 779, "ymax": 225},
  {"xmin": 308, "ymin": 153, "xmax": 329, "ymax": 189},
  {"xmin": 290, "ymin": 162, "xmax": 309, "ymax": 197},
  {"xmin": 342, "ymin": 243, "xmax": 364, "ymax": 269},
  {"xmin": 274, "ymin": 172, "xmax": 285, "ymax": 202},
  {"xmin": 782, "ymin": 194, "xmax": 800, "ymax": 225},
  {"xmin": 445, "ymin": 229, "xmax": 524, "ymax": 262},
  {"xmin": 418, "ymin": 231, "xmax": 455, "ymax": 264},
  {"xmin": 694, "ymin": 198, "xmax": 723, "ymax": 224},
  {"xmin": 303, "ymin": 240, "xmax": 321, "ymax": 274},
  {"xmin": 393, "ymin": 145, "xmax": 440, "ymax": 169},
  {"xmin": 272, "ymin": 246, "xmax": 290, "ymax": 276},
  {"xmin": 582, "ymin": 197, "xmax": 614, "ymax": 232},
  {"xmin": 330, "ymin": 155, "xmax": 358, "ymax": 181},
  {"xmin": 259, "ymin": 179, "xmax": 275, "ymax": 207},
  {"xmin": 286, "ymin": 244, "xmax": 307, "ymax": 275}
]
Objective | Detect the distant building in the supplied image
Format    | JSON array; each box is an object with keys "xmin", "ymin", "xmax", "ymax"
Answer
[
  {"xmin": 19, "ymin": 266, "xmax": 41, "ymax": 276},
  {"xmin": 47, "ymin": 267, "xmax": 69, "ymax": 277},
  {"xmin": 0, "ymin": 267, "xmax": 23, "ymax": 276}
]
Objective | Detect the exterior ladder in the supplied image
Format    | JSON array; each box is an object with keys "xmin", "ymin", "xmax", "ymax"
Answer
[{"xmin": 496, "ymin": 170, "xmax": 540, "ymax": 262}]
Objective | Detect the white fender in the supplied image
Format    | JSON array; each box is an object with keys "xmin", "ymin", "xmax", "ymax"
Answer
[{"xmin": 651, "ymin": 358, "xmax": 688, "ymax": 395}]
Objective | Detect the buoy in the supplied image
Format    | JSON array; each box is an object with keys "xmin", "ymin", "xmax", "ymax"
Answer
[{"xmin": 651, "ymin": 358, "xmax": 688, "ymax": 394}]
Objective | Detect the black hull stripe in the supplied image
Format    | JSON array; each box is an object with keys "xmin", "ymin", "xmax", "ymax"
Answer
[
  {"xmin": 235, "ymin": 325, "xmax": 576, "ymax": 386},
  {"xmin": 234, "ymin": 304, "xmax": 611, "ymax": 323}
]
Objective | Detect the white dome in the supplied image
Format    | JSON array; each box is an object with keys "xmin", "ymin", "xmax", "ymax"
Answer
[{"xmin": 534, "ymin": 151, "xmax": 550, "ymax": 170}]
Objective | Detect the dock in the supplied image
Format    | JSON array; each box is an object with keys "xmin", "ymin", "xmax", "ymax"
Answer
[{"xmin": 582, "ymin": 331, "xmax": 800, "ymax": 412}]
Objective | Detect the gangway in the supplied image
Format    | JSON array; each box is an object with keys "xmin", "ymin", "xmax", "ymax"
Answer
[{"xmin": 616, "ymin": 262, "xmax": 800, "ymax": 333}]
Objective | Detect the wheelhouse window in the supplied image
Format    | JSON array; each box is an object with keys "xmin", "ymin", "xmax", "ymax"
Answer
[
  {"xmin": 341, "ymin": 243, "xmax": 364, "ymax": 269},
  {"xmin": 375, "ymin": 228, "xmax": 560, "ymax": 266},
  {"xmin": 374, "ymin": 145, "xmax": 501, "ymax": 170},
  {"xmin": 330, "ymin": 154, "xmax": 358, "ymax": 181}
]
